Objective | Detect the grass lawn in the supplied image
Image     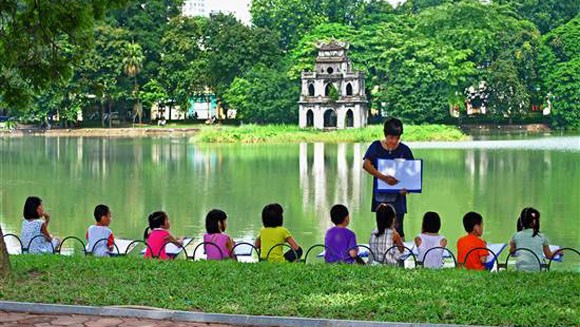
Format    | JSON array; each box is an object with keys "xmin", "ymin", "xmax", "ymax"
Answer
[
  {"xmin": 192, "ymin": 124, "xmax": 467, "ymax": 143},
  {"xmin": 1, "ymin": 256, "xmax": 578, "ymax": 326}
]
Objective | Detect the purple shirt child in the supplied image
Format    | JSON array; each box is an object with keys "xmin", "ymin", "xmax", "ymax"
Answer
[{"xmin": 324, "ymin": 226, "xmax": 357, "ymax": 264}]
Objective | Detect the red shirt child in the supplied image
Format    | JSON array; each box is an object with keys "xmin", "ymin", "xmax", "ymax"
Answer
[{"xmin": 457, "ymin": 212, "xmax": 489, "ymax": 270}]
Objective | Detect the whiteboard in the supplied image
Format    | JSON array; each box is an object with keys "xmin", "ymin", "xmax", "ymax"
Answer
[{"xmin": 376, "ymin": 159, "xmax": 423, "ymax": 193}]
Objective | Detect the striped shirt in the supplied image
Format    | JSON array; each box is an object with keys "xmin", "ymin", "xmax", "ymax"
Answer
[{"xmin": 368, "ymin": 228, "xmax": 400, "ymax": 264}]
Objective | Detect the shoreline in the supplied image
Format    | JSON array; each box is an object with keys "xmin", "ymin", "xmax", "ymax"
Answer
[
  {"xmin": 0, "ymin": 127, "xmax": 200, "ymax": 138},
  {"xmin": 0, "ymin": 123, "xmax": 554, "ymax": 141}
]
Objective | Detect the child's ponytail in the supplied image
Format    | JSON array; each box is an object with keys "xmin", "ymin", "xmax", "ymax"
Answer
[
  {"xmin": 519, "ymin": 207, "xmax": 541, "ymax": 237},
  {"xmin": 145, "ymin": 211, "xmax": 168, "ymax": 240},
  {"xmin": 530, "ymin": 208, "xmax": 541, "ymax": 237},
  {"xmin": 143, "ymin": 227, "xmax": 151, "ymax": 241}
]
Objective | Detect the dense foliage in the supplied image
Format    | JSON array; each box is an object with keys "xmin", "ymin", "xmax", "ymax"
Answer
[{"xmin": 1, "ymin": 0, "xmax": 579, "ymax": 128}]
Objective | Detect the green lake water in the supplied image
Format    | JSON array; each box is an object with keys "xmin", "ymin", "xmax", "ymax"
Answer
[{"xmin": 1, "ymin": 135, "xmax": 579, "ymax": 265}]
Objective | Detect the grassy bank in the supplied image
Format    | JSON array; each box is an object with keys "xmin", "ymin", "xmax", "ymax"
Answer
[
  {"xmin": 193, "ymin": 124, "xmax": 467, "ymax": 143},
  {"xmin": 1, "ymin": 256, "xmax": 578, "ymax": 326}
]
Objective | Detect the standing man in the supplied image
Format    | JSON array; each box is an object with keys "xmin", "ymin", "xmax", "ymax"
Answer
[{"xmin": 363, "ymin": 118, "xmax": 414, "ymax": 240}]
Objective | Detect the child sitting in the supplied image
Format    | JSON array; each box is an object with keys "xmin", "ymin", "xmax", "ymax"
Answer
[
  {"xmin": 203, "ymin": 209, "xmax": 236, "ymax": 260},
  {"xmin": 20, "ymin": 196, "xmax": 60, "ymax": 254},
  {"xmin": 324, "ymin": 204, "xmax": 363, "ymax": 264},
  {"xmin": 368, "ymin": 203, "xmax": 404, "ymax": 265},
  {"xmin": 457, "ymin": 211, "xmax": 488, "ymax": 270},
  {"xmin": 255, "ymin": 203, "xmax": 302, "ymax": 262},
  {"xmin": 415, "ymin": 211, "xmax": 447, "ymax": 268},
  {"xmin": 86, "ymin": 204, "xmax": 115, "ymax": 257},
  {"xmin": 143, "ymin": 211, "xmax": 182, "ymax": 260},
  {"xmin": 510, "ymin": 207, "xmax": 559, "ymax": 271}
]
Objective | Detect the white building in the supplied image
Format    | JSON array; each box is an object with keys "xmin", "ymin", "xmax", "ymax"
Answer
[
  {"xmin": 298, "ymin": 41, "xmax": 368, "ymax": 129},
  {"xmin": 182, "ymin": 0, "xmax": 251, "ymax": 25}
]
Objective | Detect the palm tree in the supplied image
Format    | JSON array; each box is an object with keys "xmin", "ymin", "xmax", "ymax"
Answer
[{"xmin": 122, "ymin": 42, "xmax": 145, "ymax": 124}]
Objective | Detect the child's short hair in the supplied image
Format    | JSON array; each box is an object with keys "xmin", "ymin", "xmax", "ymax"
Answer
[
  {"xmin": 262, "ymin": 203, "xmax": 283, "ymax": 228},
  {"xmin": 462, "ymin": 211, "xmax": 483, "ymax": 233},
  {"xmin": 93, "ymin": 204, "xmax": 110, "ymax": 222},
  {"xmin": 330, "ymin": 204, "xmax": 349, "ymax": 225},
  {"xmin": 383, "ymin": 118, "xmax": 403, "ymax": 137},
  {"xmin": 375, "ymin": 203, "xmax": 396, "ymax": 236},
  {"xmin": 422, "ymin": 211, "xmax": 441, "ymax": 233},
  {"xmin": 23, "ymin": 196, "xmax": 42, "ymax": 219},
  {"xmin": 206, "ymin": 209, "xmax": 227, "ymax": 234}
]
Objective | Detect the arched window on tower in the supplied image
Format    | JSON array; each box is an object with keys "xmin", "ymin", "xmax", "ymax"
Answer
[
  {"xmin": 346, "ymin": 109, "xmax": 354, "ymax": 127},
  {"xmin": 325, "ymin": 84, "xmax": 332, "ymax": 97},
  {"xmin": 306, "ymin": 110, "xmax": 314, "ymax": 127},
  {"xmin": 346, "ymin": 83, "xmax": 353, "ymax": 96},
  {"xmin": 324, "ymin": 109, "xmax": 337, "ymax": 128},
  {"xmin": 308, "ymin": 83, "xmax": 315, "ymax": 96}
]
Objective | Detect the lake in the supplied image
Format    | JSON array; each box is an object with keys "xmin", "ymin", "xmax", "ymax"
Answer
[{"xmin": 1, "ymin": 135, "xmax": 579, "ymax": 265}]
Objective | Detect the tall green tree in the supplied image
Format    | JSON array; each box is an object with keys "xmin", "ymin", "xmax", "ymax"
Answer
[
  {"xmin": 0, "ymin": 0, "xmax": 126, "ymax": 274},
  {"xmin": 251, "ymin": 0, "xmax": 369, "ymax": 50},
  {"xmin": 496, "ymin": 0, "xmax": 579, "ymax": 34},
  {"xmin": 123, "ymin": 42, "xmax": 145, "ymax": 123},
  {"xmin": 107, "ymin": 0, "xmax": 185, "ymax": 84},
  {"xmin": 159, "ymin": 16, "xmax": 207, "ymax": 116},
  {"xmin": 224, "ymin": 63, "xmax": 299, "ymax": 123},
  {"xmin": 414, "ymin": 2, "xmax": 541, "ymax": 120},
  {"xmin": 201, "ymin": 13, "xmax": 281, "ymax": 97},
  {"xmin": 75, "ymin": 24, "xmax": 131, "ymax": 127},
  {"xmin": 288, "ymin": 23, "xmax": 360, "ymax": 79},
  {"xmin": 0, "ymin": 0, "xmax": 127, "ymax": 109},
  {"xmin": 539, "ymin": 15, "xmax": 580, "ymax": 128}
]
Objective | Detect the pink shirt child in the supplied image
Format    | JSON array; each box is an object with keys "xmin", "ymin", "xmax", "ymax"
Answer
[
  {"xmin": 145, "ymin": 229, "xmax": 172, "ymax": 260},
  {"xmin": 203, "ymin": 233, "xmax": 233, "ymax": 260}
]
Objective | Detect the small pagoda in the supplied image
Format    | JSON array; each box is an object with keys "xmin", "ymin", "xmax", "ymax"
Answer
[{"xmin": 298, "ymin": 41, "xmax": 368, "ymax": 129}]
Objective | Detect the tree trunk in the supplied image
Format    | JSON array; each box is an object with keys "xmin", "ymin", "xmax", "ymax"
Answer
[
  {"xmin": 101, "ymin": 99, "xmax": 105, "ymax": 128},
  {"xmin": 135, "ymin": 77, "xmax": 142, "ymax": 124},
  {"xmin": 0, "ymin": 225, "xmax": 12, "ymax": 276},
  {"xmin": 108, "ymin": 99, "xmax": 112, "ymax": 129}
]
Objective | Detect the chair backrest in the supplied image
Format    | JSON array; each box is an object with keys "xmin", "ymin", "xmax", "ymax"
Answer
[{"xmin": 192, "ymin": 241, "xmax": 223, "ymax": 261}]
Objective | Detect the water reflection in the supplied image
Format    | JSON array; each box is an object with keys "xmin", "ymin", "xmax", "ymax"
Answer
[{"xmin": 0, "ymin": 136, "xmax": 578, "ymax": 254}]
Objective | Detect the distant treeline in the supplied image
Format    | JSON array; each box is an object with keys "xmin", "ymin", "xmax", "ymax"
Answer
[{"xmin": 1, "ymin": 0, "xmax": 579, "ymax": 128}]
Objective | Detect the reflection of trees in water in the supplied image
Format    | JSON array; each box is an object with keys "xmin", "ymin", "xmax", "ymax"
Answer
[
  {"xmin": 298, "ymin": 143, "xmax": 365, "ymax": 228},
  {"xmin": 1, "ymin": 138, "xmax": 578, "ymax": 249}
]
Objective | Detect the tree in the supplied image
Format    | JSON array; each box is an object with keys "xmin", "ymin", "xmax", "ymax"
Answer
[
  {"xmin": 411, "ymin": 2, "xmax": 542, "ymax": 121},
  {"xmin": 251, "ymin": 0, "xmax": 369, "ymax": 50},
  {"xmin": 200, "ymin": 13, "xmax": 281, "ymax": 97},
  {"xmin": 75, "ymin": 24, "xmax": 131, "ymax": 127},
  {"xmin": 0, "ymin": 0, "xmax": 127, "ymax": 109},
  {"xmin": 539, "ymin": 15, "xmax": 580, "ymax": 128},
  {"xmin": 123, "ymin": 42, "xmax": 145, "ymax": 123},
  {"xmin": 496, "ymin": 0, "xmax": 579, "ymax": 34},
  {"xmin": 223, "ymin": 63, "xmax": 299, "ymax": 124},
  {"xmin": 288, "ymin": 23, "xmax": 359, "ymax": 79},
  {"xmin": 108, "ymin": 0, "xmax": 185, "ymax": 82},
  {"xmin": 486, "ymin": 59, "xmax": 530, "ymax": 121},
  {"xmin": 0, "ymin": 0, "xmax": 127, "ymax": 274},
  {"xmin": 159, "ymin": 16, "xmax": 207, "ymax": 116}
]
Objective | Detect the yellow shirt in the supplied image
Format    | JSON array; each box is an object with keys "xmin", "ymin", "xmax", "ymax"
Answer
[{"xmin": 259, "ymin": 227, "xmax": 292, "ymax": 262}]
